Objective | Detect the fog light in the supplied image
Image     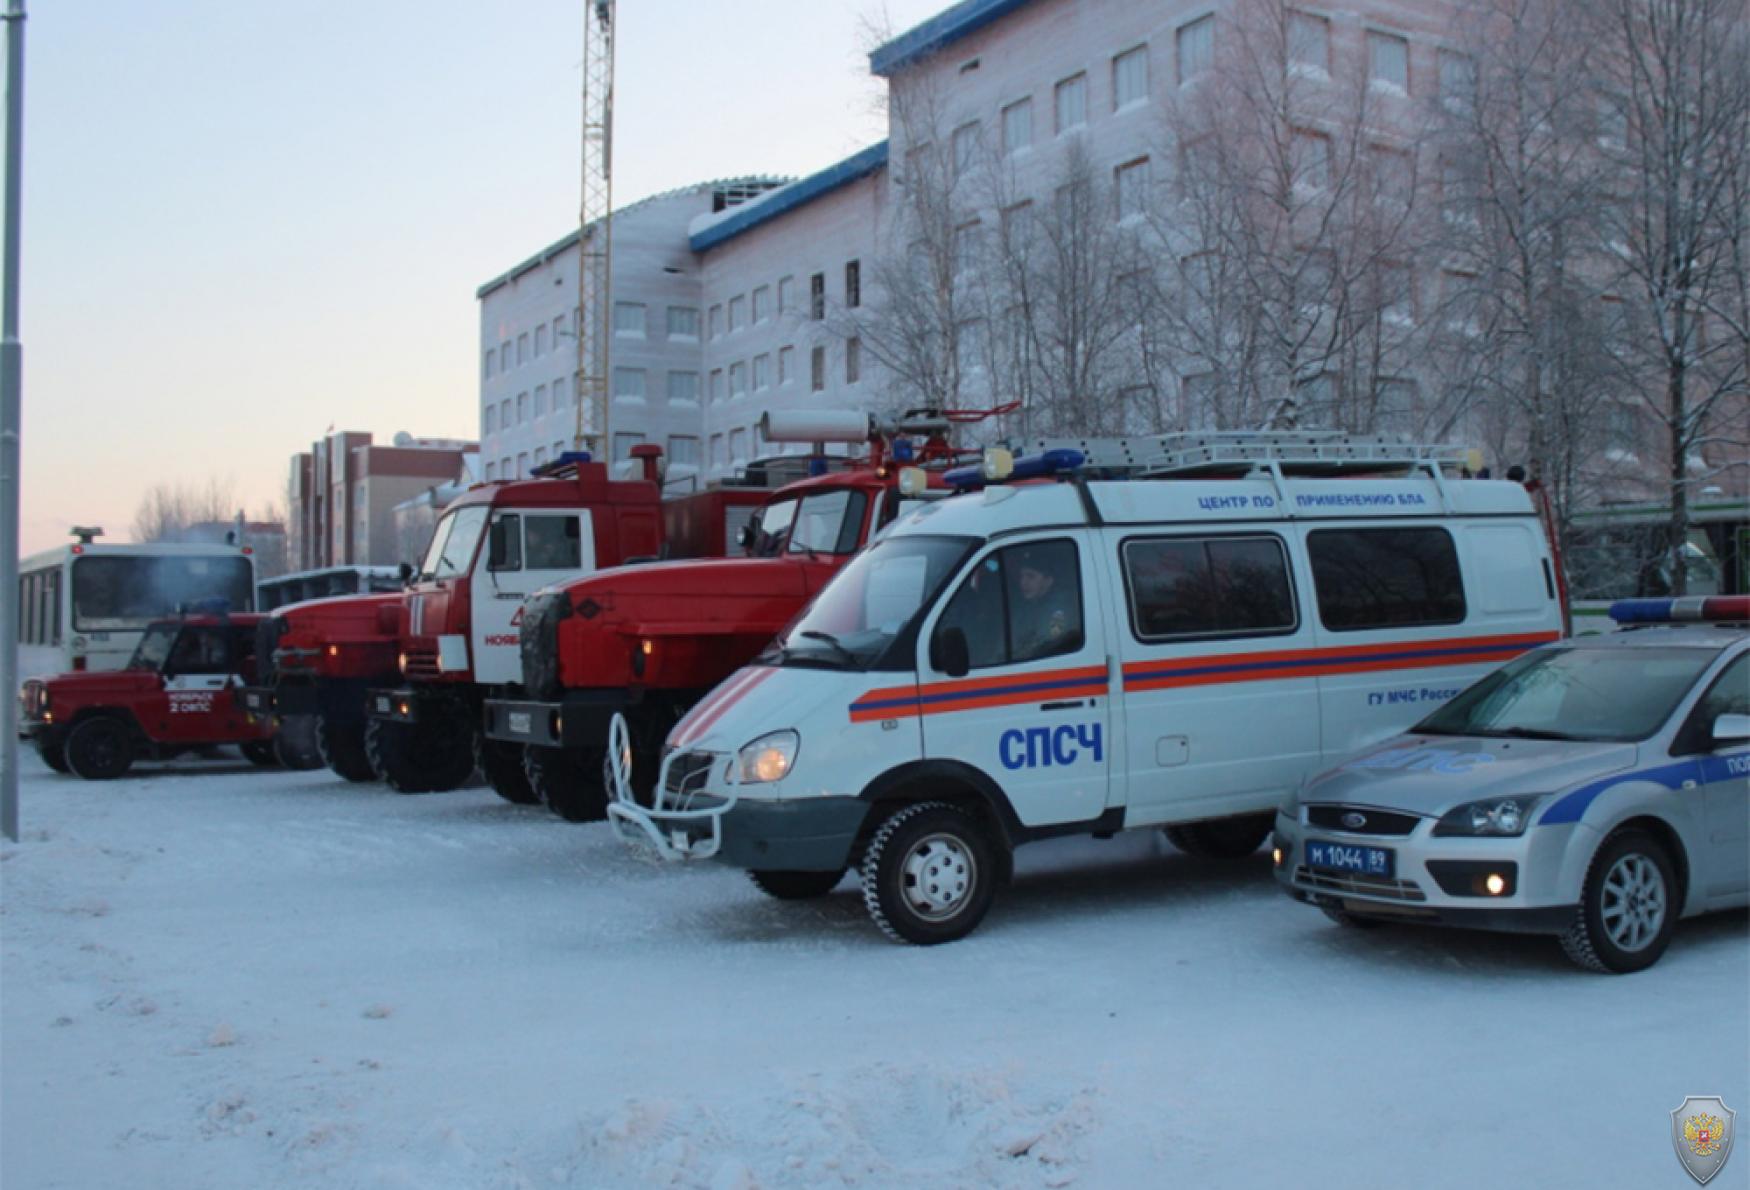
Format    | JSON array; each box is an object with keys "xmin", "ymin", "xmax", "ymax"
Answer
[
  {"xmin": 327, "ymin": 644, "xmax": 339, "ymax": 658},
  {"xmin": 398, "ymin": 652, "xmax": 408, "ymax": 676},
  {"xmin": 1272, "ymin": 846, "xmax": 1284, "ymax": 868},
  {"xmin": 398, "ymin": 701, "xmax": 411, "ymax": 717},
  {"xmin": 641, "ymin": 639, "xmax": 654, "ymax": 656},
  {"xmin": 1485, "ymin": 873, "xmax": 1507, "ymax": 896}
]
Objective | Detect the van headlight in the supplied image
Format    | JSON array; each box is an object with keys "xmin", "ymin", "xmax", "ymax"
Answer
[
  {"xmin": 737, "ymin": 730, "xmax": 799, "ymax": 784},
  {"xmin": 1432, "ymin": 796, "xmax": 1544, "ymax": 837}
]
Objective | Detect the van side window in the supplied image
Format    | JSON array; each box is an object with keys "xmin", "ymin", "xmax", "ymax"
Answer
[
  {"xmin": 936, "ymin": 539, "xmax": 1084, "ymax": 669},
  {"xmin": 525, "ymin": 515, "xmax": 581, "ymax": 569},
  {"xmin": 1123, "ymin": 535, "xmax": 1296, "ymax": 640},
  {"xmin": 1308, "ymin": 527, "xmax": 1465, "ymax": 630}
]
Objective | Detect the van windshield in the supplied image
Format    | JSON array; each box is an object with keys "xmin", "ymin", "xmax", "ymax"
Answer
[{"xmin": 770, "ymin": 535, "xmax": 973, "ymax": 669}]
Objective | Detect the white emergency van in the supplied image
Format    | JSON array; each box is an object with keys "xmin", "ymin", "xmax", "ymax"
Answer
[{"xmin": 609, "ymin": 432, "xmax": 1566, "ymax": 945}]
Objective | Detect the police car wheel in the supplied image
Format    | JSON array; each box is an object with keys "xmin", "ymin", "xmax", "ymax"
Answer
[
  {"xmin": 1560, "ymin": 830, "xmax": 1679, "ymax": 974},
  {"xmin": 1162, "ymin": 813, "xmax": 1273, "ymax": 860},
  {"xmin": 748, "ymin": 869, "xmax": 845, "ymax": 900},
  {"xmin": 65, "ymin": 717, "xmax": 135, "ymax": 781},
  {"xmin": 1319, "ymin": 904, "xmax": 1385, "ymax": 929},
  {"xmin": 861, "ymin": 802, "xmax": 999, "ymax": 945}
]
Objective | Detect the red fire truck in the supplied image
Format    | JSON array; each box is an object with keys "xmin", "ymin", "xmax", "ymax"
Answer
[
  {"xmin": 20, "ymin": 609, "xmax": 293, "ymax": 780},
  {"xmin": 481, "ymin": 410, "xmax": 969, "ymax": 820}
]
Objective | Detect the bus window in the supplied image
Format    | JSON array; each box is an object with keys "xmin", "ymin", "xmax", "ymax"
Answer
[{"xmin": 70, "ymin": 555, "xmax": 254, "ymax": 631}]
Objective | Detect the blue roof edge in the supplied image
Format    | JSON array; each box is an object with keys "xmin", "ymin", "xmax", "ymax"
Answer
[
  {"xmin": 689, "ymin": 141, "xmax": 890, "ymax": 254},
  {"xmin": 868, "ymin": 0, "xmax": 1037, "ymax": 77}
]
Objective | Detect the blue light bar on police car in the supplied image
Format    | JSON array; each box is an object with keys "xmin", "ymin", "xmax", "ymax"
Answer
[
  {"xmin": 943, "ymin": 448, "xmax": 1086, "ymax": 490},
  {"xmin": 1609, "ymin": 596, "xmax": 1750, "ymax": 624}
]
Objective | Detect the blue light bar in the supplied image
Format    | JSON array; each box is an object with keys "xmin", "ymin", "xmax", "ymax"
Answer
[
  {"xmin": 944, "ymin": 448, "xmax": 1086, "ymax": 490},
  {"xmin": 531, "ymin": 450, "xmax": 593, "ymax": 478},
  {"xmin": 1610, "ymin": 596, "xmax": 1750, "ymax": 623}
]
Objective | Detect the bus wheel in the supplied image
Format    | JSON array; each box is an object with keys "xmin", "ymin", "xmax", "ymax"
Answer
[
  {"xmin": 241, "ymin": 740, "xmax": 279, "ymax": 767},
  {"xmin": 524, "ymin": 744, "xmax": 607, "ymax": 822},
  {"xmin": 477, "ymin": 737, "xmax": 539, "ymax": 805},
  {"xmin": 365, "ymin": 715, "xmax": 475, "ymax": 795},
  {"xmin": 35, "ymin": 736, "xmax": 70, "ymax": 774},
  {"xmin": 65, "ymin": 717, "xmax": 136, "ymax": 781},
  {"xmin": 860, "ymin": 802, "xmax": 999, "ymax": 945},
  {"xmin": 1163, "ymin": 813, "xmax": 1273, "ymax": 859},
  {"xmin": 315, "ymin": 716, "xmax": 377, "ymax": 782}
]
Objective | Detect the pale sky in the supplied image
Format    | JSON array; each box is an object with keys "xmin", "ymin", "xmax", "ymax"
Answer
[{"xmin": 15, "ymin": 0, "xmax": 945, "ymax": 555}]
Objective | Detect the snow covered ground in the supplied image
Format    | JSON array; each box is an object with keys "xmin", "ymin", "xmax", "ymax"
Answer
[{"xmin": 2, "ymin": 751, "xmax": 1745, "ymax": 1190}]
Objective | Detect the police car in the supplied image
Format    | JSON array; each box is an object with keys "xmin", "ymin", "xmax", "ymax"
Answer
[
  {"xmin": 608, "ymin": 431, "xmax": 1566, "ymax": 945},
  {"xmin": 1274, "ymin": 596, "xmax": 1749, "ymax": 972}
]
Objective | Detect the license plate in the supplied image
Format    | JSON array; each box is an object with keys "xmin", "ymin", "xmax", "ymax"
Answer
[
  {"xmin": 507, "ymin": 711, "xmax": 532, "ymax": 737},
  {"xmin": 243, "ymin": 692, "xmax": 267, "ymax": 711},
  {"xmin": 1306, "ymin": 840, "xmax": 1395, "ymax": 878},
  {"xmin": 375, "ymin": 695, "xmax": 391, "ymax": 714}
]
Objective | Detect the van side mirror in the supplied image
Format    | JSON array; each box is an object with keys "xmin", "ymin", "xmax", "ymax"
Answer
[
  {"xmin": 1713, "ymin": 713, "xmax": 1750, "ymax": 745},
  {"xmin": 931, "ymin": 626, "xmax": 970, "ymax": 678}
]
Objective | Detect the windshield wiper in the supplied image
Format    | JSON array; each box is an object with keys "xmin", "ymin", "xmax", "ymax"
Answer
[
  {"xmin": 798, "ymin": 630, "xmax": 857, "ymax": 666},
  {"xmin": 1478, "ymin": 726, "xmax": 1576, "ymax": 741}
]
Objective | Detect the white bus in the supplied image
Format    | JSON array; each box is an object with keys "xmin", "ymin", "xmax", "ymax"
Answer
[{"xmin": 16, "ymin": 538, "xmax": 256, "ymax": 677}]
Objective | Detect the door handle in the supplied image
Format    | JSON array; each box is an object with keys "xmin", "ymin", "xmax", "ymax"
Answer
[{"xmin": 1040, "ymin": 699, "xmax": 1088, "ymax": 711}]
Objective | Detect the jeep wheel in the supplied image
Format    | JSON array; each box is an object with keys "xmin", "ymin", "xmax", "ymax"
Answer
[
  {"xmin": 524, "ymin": 744, "xmax": 607, "ymax": 822},
  {"xmin": 748, "ymin": 869, "xmax": 845, "ymax": 900},
  {"xmin": 241, "ymin": 740, "xmax": 279, "ymax": 767},
  {"xmin": 65, "ymin": 717, "xmax": 135, "ymax": 781},
  {"xmin": 1559, "ymin": 830, "xmax": 1679, "ymax": 974},
  {"xmin": 1163, "ymin": 813, "xmax": 1273, "ymax": 859},
  {"xmin": 478, "ymin": 737, "xmax": 539, "ymax": 805},
  {"xmin": 365, "ymin": 714, "xmax": 476, "ymax": 795},
  {"xmin": 35, "ymin": 736, "xmax": 70, "ymax": 774},
  {"xmin": 860, "ymin": 802, "xmax": 1000, "ymax": 945},
  {"xmin": 315, "ymin": 716, "xmax": 377, "ymax": 783}
]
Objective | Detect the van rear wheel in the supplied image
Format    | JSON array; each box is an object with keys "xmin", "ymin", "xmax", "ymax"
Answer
[
  {"xmin": 860, "ymin": 802, "xmax": 999, "ymax": 945},
  {"xmin": 1163, "ymin": 813, "xmax": 1273, "ymax": 859},
  {"xmin": 525, "ymin": 744, "xmax": 608, "ymax": 822},
  {"xmin": 65, "ymin": 717, "xmax": 135, "ymax": 781}
]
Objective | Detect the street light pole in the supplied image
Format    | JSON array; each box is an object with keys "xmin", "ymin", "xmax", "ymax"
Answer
[{"xmin": 0, "ymin": 0, "xmax": 27, "ymax": 842}]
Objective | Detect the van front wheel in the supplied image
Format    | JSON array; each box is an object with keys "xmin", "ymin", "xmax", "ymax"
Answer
[
  {"xmin": 1163, "ymin": 813, "xmax": 1273, "ymax": 859},
  {"xmin": 860, "ymin": 802, "xmax": 999, "ymax": 945}
]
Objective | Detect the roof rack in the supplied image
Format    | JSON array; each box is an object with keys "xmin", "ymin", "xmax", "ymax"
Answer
[{"xmin": 1011, "ymin": 430, "xmax": 1471, "ymax": 479}]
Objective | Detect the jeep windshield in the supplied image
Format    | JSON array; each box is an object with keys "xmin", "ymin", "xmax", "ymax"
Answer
[
  {"xmin": 767, "ymin": 536, "xmax": 973, "ymax": 670},
  {"xmin": 1415, "ymin": 644, "xmax": 1718, "ymax": 742},
  {"xmin": 128, "ymin": 623, "xmax": 179, "ymax": 671},
  {"xmin": 417, "ymin": 506, "xmax": 489, "ymax": 581}
]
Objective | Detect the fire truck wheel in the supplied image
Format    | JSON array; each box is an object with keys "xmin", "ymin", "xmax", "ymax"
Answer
[
  {"xmin": 524, "ymin": 744, "xmax": 608, "ymax": 822},
  {"xmin": 241, "ymin": 740, "xmax": 280, "ymax": 767},
  {"xmin": 273, "ymin": 715, "xmax": 325, "ymax": 770},
  {"xmin": 748, "ymin": 869, "xmax": 845, "ymax": 900},
  {"xmin": 365, "ymin": 716, "xmax": 475, "ymax": 795},
  {"xmin": 860, "ymin": 802, "xmax": 1000, "ymax": 946},
  {"xmin": 65, "ymin": 717, "xmax": 136, "ymax": 781},
  {"xmin": 477, "ymin": 738, "xmax": 540, "ymax": 805},
  {"xmin": 35, "ymin": 737, "xmax": 70, "ymax": 774},
  {"xmin": 315, "ymin": 717, "xmax": 378, "ymax": 783},
  {"xmin": 1162, "ymin": 813, "xmax": 1273, "ymax": 860}
]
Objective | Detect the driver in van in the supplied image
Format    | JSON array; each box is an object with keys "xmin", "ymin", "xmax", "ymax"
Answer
[{"xmin": 1010, "ymin": 547, "xmax": 1079, "ymax": 661}]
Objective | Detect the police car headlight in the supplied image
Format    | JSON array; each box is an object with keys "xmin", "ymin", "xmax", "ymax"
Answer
[
  {"xmin": 1432, "ymin": 796, "xmax": 1544, "ymax": 837},
  {"xmin": 737, "ymin": 730, "xmax": 799, "ymax": 784}
]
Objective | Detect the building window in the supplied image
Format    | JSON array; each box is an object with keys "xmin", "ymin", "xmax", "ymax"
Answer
[
  {"xmin": 552, "ymin": 375, "xmax": 567, "ymax": 409},
  {"xmin": 1438, "ymin": 50, "xmax": 1476, "ymax": 111},
  {"xmin": 482, "ymin": 350, "xmax": 494, "ymax": 380},
  {"xmin": 778, "ymin": 345, "xmax": 795, "ymax": 385},
  {"xmin": 612, "ymin": 367, "xmax": 646, "ymax": 403},
  {"xmin": 1288, "ymin": 11, "xmax": 1329, "ymax": 73},
  {"xmin": 535, "ymin": 324, "xmax": 549, "ymax": 354},
  {"xmin": 728, "ymin": 294, "xmax": 746, "ymax": 332},
  {"xmin": 751, "ymin": 353, "xmax": 771, "ymax": 390},
  {"xmin": 516, "ymin": 451, "xmax": 530, "ymax": 476},
  {"xmin": 1380, "ymin": 262, "xmax": 1415, "ymax": 323},
  {"xmin": 1114, "ymin": 158, "xmax": 1149, "ymax": 220},
  {"xmin": 667, "ymin": 305, "xmax": 700, "ymax": 338},
  {"xmin": 1293, "ymin": 129, "xmax": 1331, "ymax": 189},
  {"xmin": 613, "ymin": 302, "xmax": 646, "ymax": 337},
  {"xmin": 533, "ymin": 446, "xmax": 548, "ymax": 465},
  {"xmin": 1177, "ymin": 15, "xmax": 1214, "ymax": 82},
  {"xmin": 667, "ymin": 435, "xmax": 700, "ymax": 466},
  {"xmin": 500, "ymin": 455, "xmax": 512, "ymax": 476},
  {"xmin": 729, "ymin": 427, "xmax": 748, "ymax": 464},
  {"xmin": 709, "ymin": 433, "xmax": 726, "ymax": 468},
  {"xmin": 952, "ymin": 121, "xmax": 981, "ymax": 175},
  {"xmin": 1370, "ymin": 145, "xmax": 1413, "ymax": 204},
  {"xmin": 729, "ymin": 360, "xmax": 747, "ymax": 398},
  {"xmin": 953, "ymin": 221, "xmax": 982, "ymax": 275},
  {"xmin": 1001, "ymin": 97, "xmax": 1033, "ymax": 154},
  {"xmin": 552, "ymin": 314, "xmax": 565, "ymax": 344},
  {"xmin": 708, "ymin": 304, "xmax": 723, "ymax": 339},
  {"xmin": 1368, "ymin": 31, "xmax": 1409, "ymax": 92},
  {"xmin": 485, "ymin": 461, "xmax": 496, "ymax": 480},
  {"xmin": 500, "ymin": 398, "xmax": 513, "ymax": 427},
  {"xmin": 500, "ymin": 341, "xmax": 512, "ymax": 371},
  {"xmin": 612, "ymin": 432, "xmax": 645, "ymax": 461},
  {"xmin": 534, "ymin": 383, "xmax": 548, "ymax": 416},
  {"xmin": 1001, "ymin": 201, "xmax": 1034, "ymax": 253},
  {"xmin": 516, "ymin": 333, "xmax": 529, "ymax": 364},
  {"xmin": 845, "ymin": 260, "xmax": 861, "ymax": 309},
  {"xmin": 709, "ymin": 368, "xmax": 725, "ymax": 404},
  {"xmin": 846, "ymin": 337, "xmax": 861, "ymax": 385},
  {"xmin": 809, "ymin": 273, "xmax": 825, "ymax": 320},
  {"xmin": 752, "ymin": 285, "xmax": 770, "ymax": 323},
  {"xmin": 516, "ymin": 392, "xmax": 529, "ymax": 423},
  {"xmin": 778, "ymin": 275, "xmax": 794, "ymax": 314},
  {"xmin": 1054, "ymin": 73, "xmax": 1087, "ymax": 133},
  {"xmin": 484, "ymin": 405, "xmax": 497, "ymax": 433},
  {"xmin": 1113, "ymin": 45, "xmax": 1149, "ymax": 109},
  {"xmin": 667, "ymin": 370, "xmax": 700, "ymax": 405},
  {"xmin": 810, "ymin": 345, "xmax": 826, "ymax": 392}
]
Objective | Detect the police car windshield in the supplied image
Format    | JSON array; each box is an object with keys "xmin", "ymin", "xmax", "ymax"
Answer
[
  {"xmin": 129, "ymin": 624, "xmax": 178, "ymax": 671},
  {"xmin": 772, "ymin": 536, "xmax": 973, "ymax": 669},
  {"xmin": 1416, "ymin": 645, "xmax": 1718, "ymax": 742}
]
